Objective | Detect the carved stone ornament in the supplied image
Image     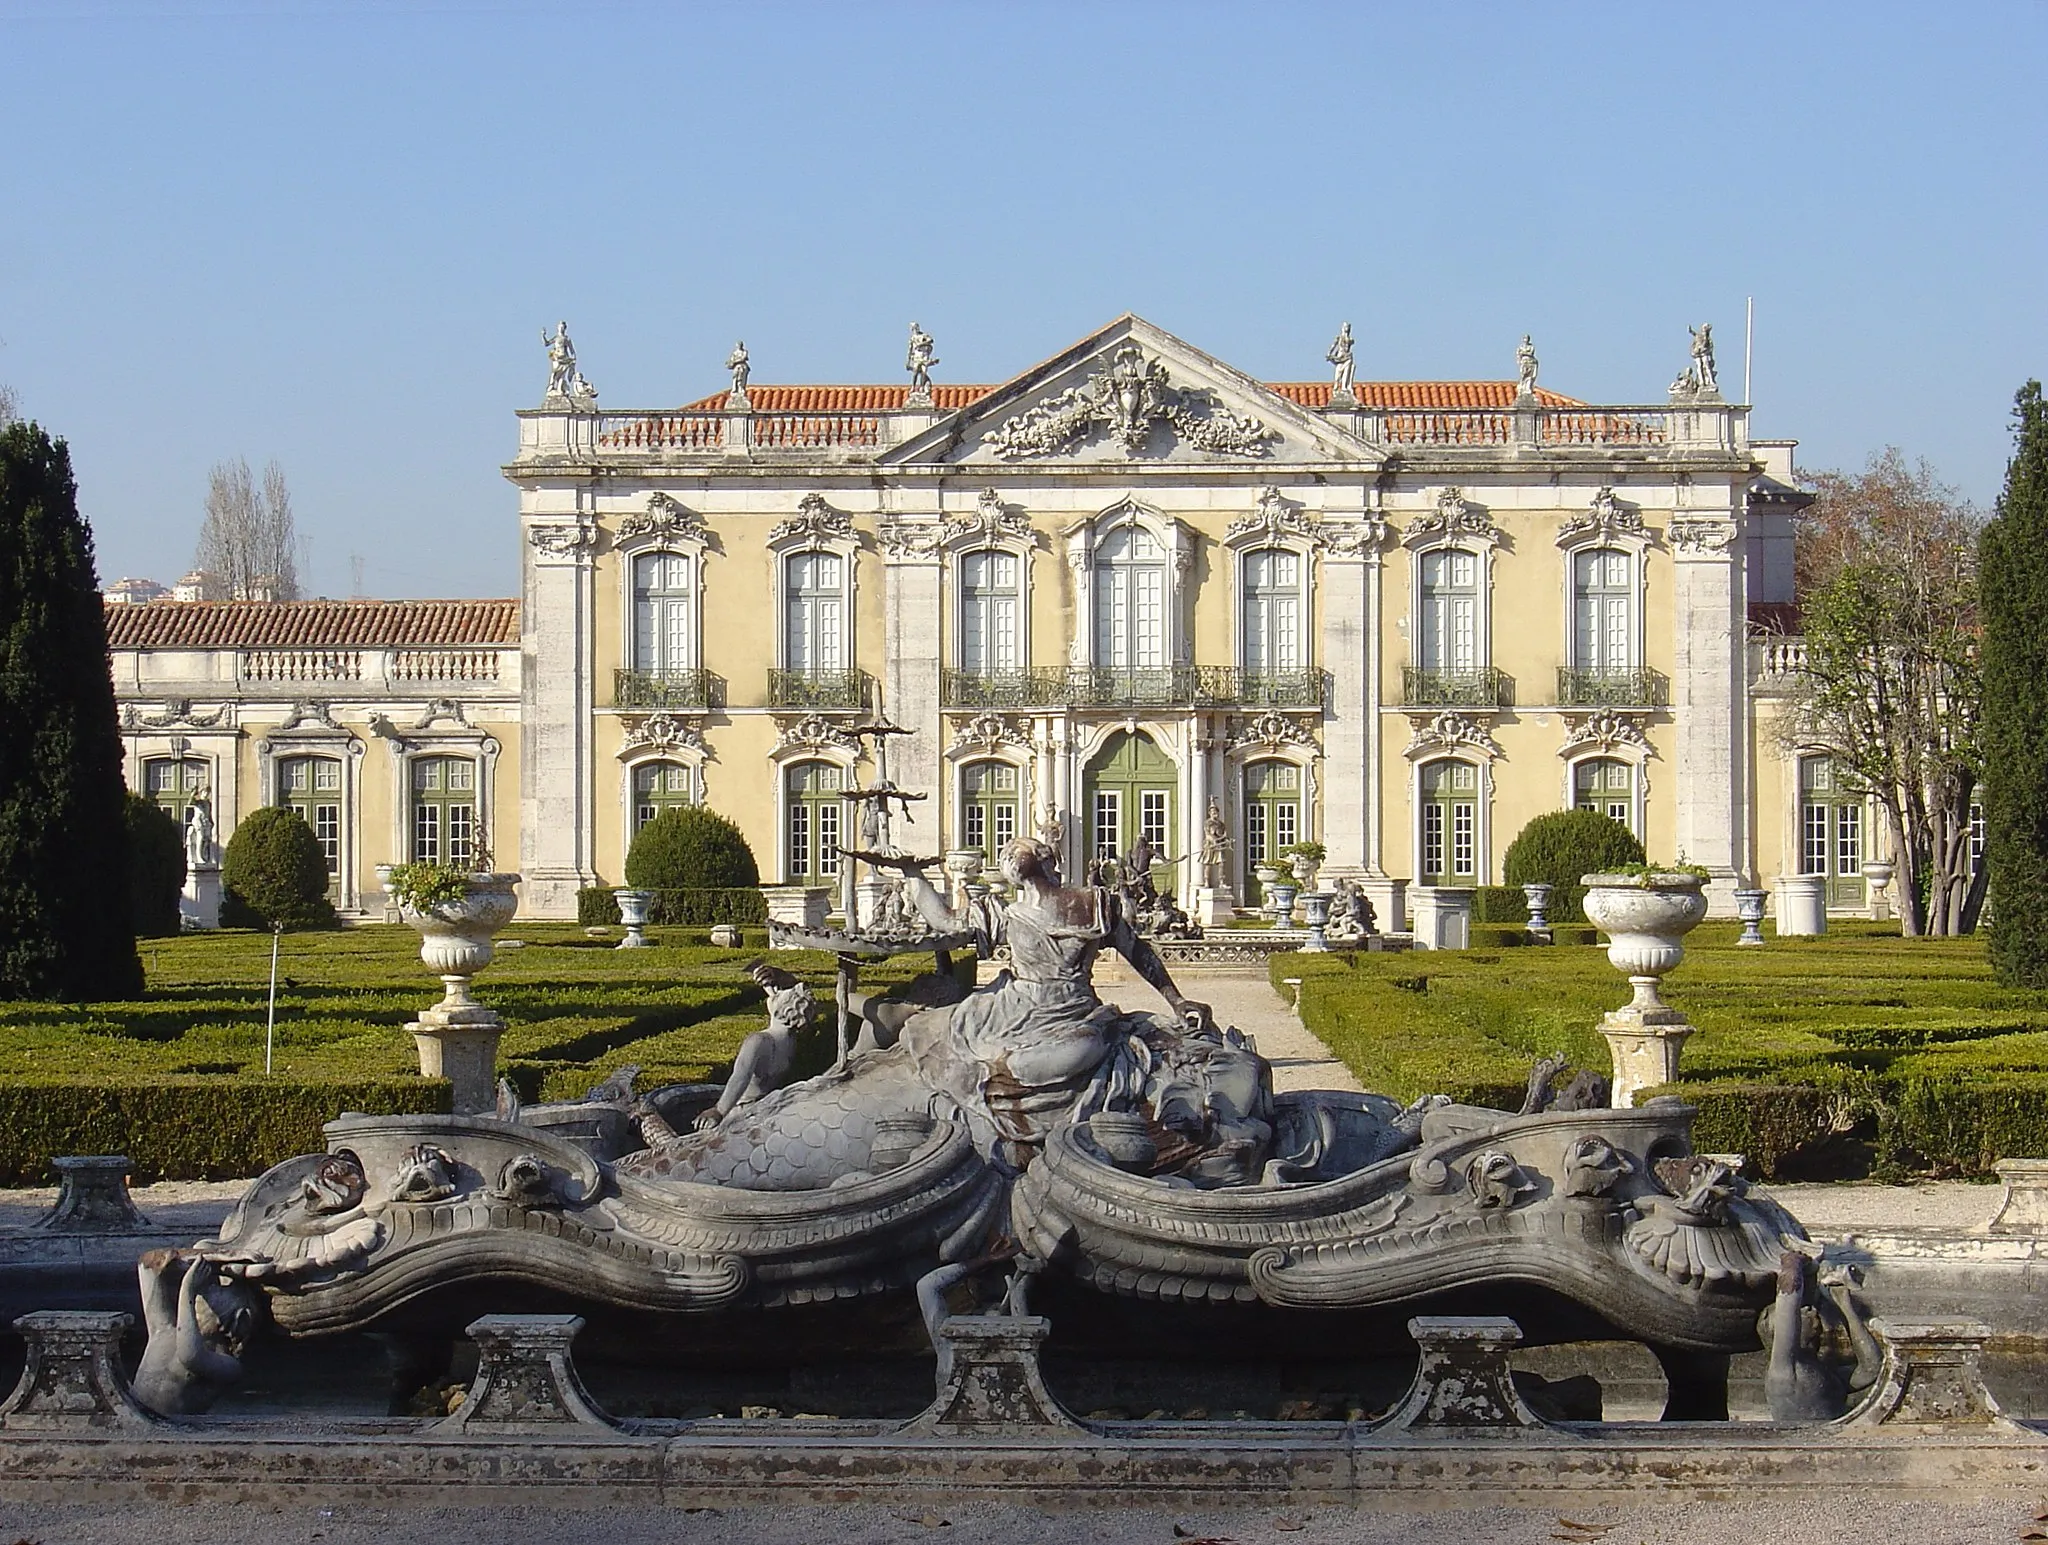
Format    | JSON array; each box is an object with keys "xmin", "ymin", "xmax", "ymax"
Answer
[
  {"xmin": 1226, "ymin": 487, "xmax": 1324, "ymax": 548},
  {"xmin": 618, "ymin": 712, "xmax": 707, "ymax": 760},
  {"xmin": 768, "ymin": 493, "xmax": 854, "ymax": 548},
  {"xmin": 616, "ymin": 493, "xmax": 708, "ymax": 548},
  {"xmin": 1404, "ymin": 487, "xmax": 1497, "ymax": 547},
  {"xmin": 1561, "ymin": 710, "xmax": 1655, "ymax": 758},
  {"xmin": 941, "ymin": 489, "xmax": 1037, "ymax": 548},
  {"xmin": 1228, "ymin": 710, "xmax": 1319, "ymax": 755},
  {"xmin": 947, "ymin": 712, "xmax": 1032, "ymax": 758},
  {"xmin": 127, "ymin": 699, "xmax": 228, "ymax": 730},
  {"xmin": 1322, "ymin": 518, "xmax": 1390, "ymax": 557},
  {"xmin": 527, "ymin": 519, "xmax": 599, "ymax": 559},
  {"xmin": 411, "ymin": 699, "xmax": 471, "ymax": 731},
  {"xmin": 1405, "ymin": 710, "xmax": 1504, "ymax": 761},
  {"xmin": 774, "ymin": 713, "xmax": 861, "ymax": 756},
  {"xmin": 875, "ymin": 516, "xmax": 946, "ymax": 560},
  {"xmin": 1556, "ymin": 487, "xmax": 1647, "ymax": 547},
  {"xmin": 1667, "ymin": 518, "xmax": 1736, "ymax": 555},
  {"xmin": 981, "ymin": 343, "xmax": 1277, "ymax": 461},
  {"xmin": 280, "ymin": 700, "xmax": 343, "ymax": 732}
]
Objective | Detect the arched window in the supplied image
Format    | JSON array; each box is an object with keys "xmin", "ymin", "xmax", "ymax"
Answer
[
  {"xmin": 1799, "ymin": 755, "xmax": 1866, "ymax": 908},
  {"xmin": 784, "ymin": 552, "xmax": 845, "ymax": 674},
  {"xmin": 631, "ymin": 761, "xmax": 694, "ymax": 831},
  {"xmin": 631, "ymin": 552, "xmax": 694, "ymax": 676},
  {"xmin": 784, "ymin": 761, "xmax": 844, "ymax": 885},
  {"xmin": 1241, "ymin": 760, "xmax": 1301, "ymax": 903},
  {"xmin": 958, "ymin": 549, "xmax": 1021, "ymax": 677},
  {"xmin": 959, "ymin": 761, "xmax": 1019, "ymax": 863},
  {"xmin": 1571, "ymin": 548, "xmax": 1633, "ymax": 678},
  {"xmin": 278, "ymin": 755, "xmax": 343, "ymax": 893},
  {"xmin": 1417, "ymin": 550, "xmax": 1480, "ymax": 674},
  {"xmin": 1093, "ymin": 525, "xmax": 1165, "ymax": 672},
  {"xmin": 1573, "ymin": 758, "xmax": 1634, "ymax": 834},
  {"xmin": 143, "ymin": 756, "xmax": 208, "ymax": 827},
  {"xmin": 1241, "ymin": 549, "xmax": 1302, "ymax": 682},
  {"xmin": 411, "ymin": 756, "xmax": 478, "ymax": 866},
  {"xmin": 1419, "ymin": 760, "xmax": 1479, "ymax": 885}
]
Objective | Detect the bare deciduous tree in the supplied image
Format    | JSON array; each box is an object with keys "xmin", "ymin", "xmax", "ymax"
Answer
[{"xmin": 194, "ymin": 457, "xmax": 299, "ymax": 601}]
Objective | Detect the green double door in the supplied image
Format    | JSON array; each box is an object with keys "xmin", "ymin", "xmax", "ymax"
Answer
[{"xmin": 1083, "ymin": 730, "xmax": 1176, "ymax": 884}]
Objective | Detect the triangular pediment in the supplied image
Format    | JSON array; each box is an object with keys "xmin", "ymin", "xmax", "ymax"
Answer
[{"xmin": 880, "ymin": 315, "xmax": 1384, "ymax": 468}]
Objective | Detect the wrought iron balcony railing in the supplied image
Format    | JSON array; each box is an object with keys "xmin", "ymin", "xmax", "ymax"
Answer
[
  {"xmin": 1401, "ymin": 665, "xmax": 1515, "ymax": 708},
  {"xmin": 767, "ymin": 668, "xmax": 872, "ymax": 710},
  {"xmin": 940, "ymin": 665, "xmax": 1329, "ymax": 710},
  {"xmin": 613, "ymin": 666, "xmax": 723, "ymax": 710},
  {"xmin": 1555, "ymin": 667, "xmax": 1669, "ymax": 708}
]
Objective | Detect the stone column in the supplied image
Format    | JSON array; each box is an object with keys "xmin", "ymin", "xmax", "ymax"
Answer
[
  {"xmin": 1319, "ymin": 527, "xmax": 1376, "ymax": 876},
  {"xmin": 1669, "ymin": 513, "xmax": 1744, "ymax": 913},
  {"xmin": 880, "ymin": 534, "xmax": 944, "ymax": 821},
  {"xmin": 520, "ymin": 512, "xmax": 600, "ymax": 918}
]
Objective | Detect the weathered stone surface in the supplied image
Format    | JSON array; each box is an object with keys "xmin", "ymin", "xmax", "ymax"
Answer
[
  {"xmin": 904, "ymin": 1315, "xmax": 1083, "ymax": 1436},
  {"xmin": 0, "ymin": 1311, "xmax": 161, "ymax": 1431},
  {"xmin": 1372, "ymin": 1316, "xmax": 1554, "ymax": 1432},
  {"xmin": 1847, "ymin": 1319, "xmax": 2016, "ymax": 1429},
  {"xmin": 32, "ymin": 1157, "xmax": 148, "ymax": 1233},
  {"xmin": 1989, "ymin": 1159, "xmax": 2048, "ymax": 1234},
  {"xmin": 436, "ymin": 1314, "xmax": 616, "ymax": 1434}
]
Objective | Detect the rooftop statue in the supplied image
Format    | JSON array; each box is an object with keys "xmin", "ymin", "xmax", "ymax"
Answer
[
  {"xmin": 1326, "ymin": 321, "xmax": 1356, "ymax": 400},
  {"xmin": 1690, "ymin": 322, "xmax": 1718, "ymax": 393},
  {"xmin": 541, "ymin": 321, "xmax": 597, "ymax": 406},
  {"xmin": 1516, "ymin": 334, "xmax": 1539, "ymax": 398},
  {"xmin": 906, "ymin": 321, "xmax": 938, "ymax": 399},
  {"xmin": 725, "ymin": 340, "xmax": 751, "ymax": 403}
]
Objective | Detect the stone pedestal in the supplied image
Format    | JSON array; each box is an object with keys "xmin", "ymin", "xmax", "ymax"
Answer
[
  {"xmin": 436, "ymin": 1314, "xmax": 614, "ymax": 1433},
  {"xmin": 903, "ymin": 1315, "xmax": 1083, "ymax": 1435},
  {"xmin": 761, "ymin": 885, "xmax": 830, "ymax": 930},
  {"xmin": 1356, "ymin": 876, "xmax": 1407, "ymax": 935},
  {"xmin": 1774, "ymin": 874, "xmax": 1827, "ymax": 936},
  {"xmin": 32, "ymin": 1156, "xmax": 148, "ymax": 1232},
  {"xmin": 180, "ymin": 863, "xmax": 222, "ymax": 931},
  {"xmin": 1601, "ymin": 1016, "xmax": 1693, "ymax": 1109},
  {"xmin": 0, "ymin": 1312, "xmax": 160, "ymax": 1431},
  {"xmin": 1409, "ymin": 886, "xmax": 1473, "ymax": 950},
  {"xmin": 1850, "ymin": 1320, "xmax": 2012, "ymax": 1428},
  {"xmin": 1989, "ymin": 1160, "xmax": 2048, "ymax": 1233},
  {"xmin": 854, "ymin": 877, "xmax": 890, "ymax": 931},
  {"xmin": 1192, "ymin": 885, "xmax": 1236, "ymax": 928},
  {"xmin": 1862, "ymin": 859, "xmax": 1897, "ymax": 922},
  {"xmin": 1374, "ymin": 1316, "xmax": 1549, "ymax": 1432},
  {"xmin": 411, "ymin": 1020, "xmax": 504, "ymax": 1116}
]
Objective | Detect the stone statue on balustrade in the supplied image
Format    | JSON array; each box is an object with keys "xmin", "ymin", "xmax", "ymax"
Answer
[
  {"xmin": 1326, "ymin": 321, "xmax": 1356, "ymax": 401},
  {"xmin": 541, "ymin": 321, "xmax": 597, "ymax": 407},
  {"xmin": 1197, "ymin": 799, "xmax": 1232, "ymax": 889},
  {"xmin": 906, "ymin": 321, "xmax": 938, "ymax": 401},
  {"xmin": 1690, "ymin": 322, "xmax": 1718, "ymax": 393},
  {"xmin": 184, "ymin": 792, "xmax": 217, "ymax": 870},
  {"xmin": 725, "ymin": 340, "xmax": 751, "ymax": 404},
  {"xmin": 1516, "ymin": 334, "xmax": 1539, "ymax": 399}
]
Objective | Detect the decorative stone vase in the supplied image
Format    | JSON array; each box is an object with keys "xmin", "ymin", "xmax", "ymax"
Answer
[
  {"xmin": 1733, "ymin": 887, "xmax": 1768, "ymax": 947},
  {"xmin": 1086, "ymin": 1111, "xmax": 1157, "ymax": 1173},
  {"xmin": 398, "ymin": 872, "xmax": 521, "ymax": 1116},
  {"xmin": 1521, "ymin": 882, "xmax": 1553, "ymax": 933},
  {"xmin": 612, "ymin": 888, "xmax": 654, "ymax": 949},
  {"xmin": 944, "ymin": 848, "xmax": 986, "ymax": 907},
  {"xmin": 1299, "ymin": 890, "xmax": 1334, "ymax": 952},
  {"xmin": 1861, "ymin": 858, "xmax": 1897, "ymax": 921},
  {"xmin": 1290, "ymin": 853, "xmax": 1320, "ymax": 889},
  {"xmin": 1581, "ymin": 872, "xmax": 1708, "ymax": 1110},
  {"xmin": 1267, "ymin": 881, "xmax": 1300, "ymax": 929}
]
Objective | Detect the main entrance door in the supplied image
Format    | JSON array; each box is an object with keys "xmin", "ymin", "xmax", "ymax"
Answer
[{"xmin": 1082, "ymin": 730, "xmax": 1176, "ymax": 886}]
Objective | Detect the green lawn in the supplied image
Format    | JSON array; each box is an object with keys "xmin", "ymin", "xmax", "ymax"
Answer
[{"xmin": 1280, "ymin": 923, "xmax": 2048, "ymax": 1179}]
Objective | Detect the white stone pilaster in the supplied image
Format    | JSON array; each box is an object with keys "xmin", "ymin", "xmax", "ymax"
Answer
[
  {"xmin": 520, "ymin": 512, "xmax": 600, "ymax": 917},
  {"xmin": 880, "ymin": 545, "xmax": 943, "ymax": 812},
  {"xmin": 1669, "ymin": 513, "xmax": 1743, "ymax": 914},
  {"xmin": 1320, "ymin": 521, "xmax": 1385, "ymax": 875}
]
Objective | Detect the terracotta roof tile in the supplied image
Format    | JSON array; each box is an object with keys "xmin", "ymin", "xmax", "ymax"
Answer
[
  {"xmin": 103, "ymin": 599, "xmax": 520, "ymax": 650},
  {"xmin": 678, "ymin": 384, "xmax": 994, "ymax": 413},
  {"xmin": 1271, "ymin": 382, "xmax": 1585, "ymax": 409},
  {"xmin": 673, "ymin": 381, "xmax": 1584, "ymax": 414}
]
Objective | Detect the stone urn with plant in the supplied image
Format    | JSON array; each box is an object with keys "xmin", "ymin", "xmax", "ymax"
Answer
[
  {"xmin": 1283, "ymin": 840, "xmax": 1326, "ymax": 890},
  {"xmin": 382, "ymin": 858, "xmax": 522, "ymax": 1115},
  {"xmin": 1580, "ymin": 864, "xmax": 1709, "ymax": 1110}
]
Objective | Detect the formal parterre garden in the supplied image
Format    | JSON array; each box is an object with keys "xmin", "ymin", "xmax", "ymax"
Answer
[
  {"xmin": 1278, "ymin": 922, "xmax": 2048, "ymax": 1181},
  {"xmin": 0, "ymin": 924, "xmax": 933, "ymax": 1183}
]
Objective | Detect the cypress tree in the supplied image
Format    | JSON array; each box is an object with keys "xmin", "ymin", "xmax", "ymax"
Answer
[
  {"xmin": 0, "ymin": 421, "xmax": 144, "ymax": 999},
  {"xmin": 1981, "ymin": 381, "xmax": 2048, "ymax": 985}
]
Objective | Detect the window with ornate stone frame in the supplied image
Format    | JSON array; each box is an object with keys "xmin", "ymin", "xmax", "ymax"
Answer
[
  {"xmin": 768, "ymin": 714, "xmax": 862, "ymax": 905},
  {"xmin": 766, "ymin": 495, "xmax": 860, "ymax": 701},
  {"xmin": 1064, "ymin": 499, "xmax": 1192, "ymax": 680},
  {"xmin": 1220, "ymin": 708, "xmax": 1321, "ymax": 899},
  {"xmin": 614, "ymin": 712, "xmax": 711, "ymax": 854},
  {"xmin": 614, "ymin": 493, "xmax": 712, "ymax": 708},
  {"xmin": 1223, "ymin": 488, "xmax": 1321, "ymax": 699},
  {"xmin": 259, "ymin": 704, "xmax": 365, "ymax": 910},
  {"xmin": 1404, "ymin": 708, "xmax": 1503, "ymax": 887},
  {"xmin": 1556, "ymin": 709, "xmax": 1655, "ymax": 847},
  {"xmin": 387, "ymin": 707, "xmax": 501, "ymax": 871},
  {"xmin": 941, "ymin": 712, "xmax": 1037, "ymax": 869},
  {"xmin": 1402, "ymin": 491, "xmax": 1498, "ymax": 700},
  {"xmin": 1554, "ymin": 489, "xmax": 1652, "ymax": 706}
]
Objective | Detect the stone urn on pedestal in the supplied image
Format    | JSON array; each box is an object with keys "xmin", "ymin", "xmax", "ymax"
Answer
[
  {"xmin": 388, "ymin": 871, "xmax": 522, "ymax": 1116},
  {"xmin": 1733, "ymin": 886, "xmax": 1768, "ymax": 946},
  {"xmin": 1520, "ymin": 882, "xmax": 1554, "ymax": 937},
  {"xmin": 1580, "ymin": 871, "xmax": 1708, "ymax": 1110},
  {"xmin": 612, "ymin": 888, "xmax": 654, "ymax": 949},
  {"xmin": 1298, "ymin": 891, "xmax": 1335, "ymax": 952},
  {"xmin": 1861, "ymin": 859, "xmax": 1897, "ymax": 922}
]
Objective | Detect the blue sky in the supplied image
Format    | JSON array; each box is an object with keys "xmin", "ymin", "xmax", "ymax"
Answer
[{"xmin": 2, "ymin": 1, "xmax": 2043, "ymax": 598}]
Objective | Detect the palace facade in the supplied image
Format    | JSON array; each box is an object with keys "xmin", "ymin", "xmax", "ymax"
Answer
[{"xmin": 115, "ymin": 314, "xmax": 1882, "ymax": 929}]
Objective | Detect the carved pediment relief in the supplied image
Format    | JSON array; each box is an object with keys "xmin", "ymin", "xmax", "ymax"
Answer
[
  {"xmin": 617, "ymin": 493, "xmax": 710, "ymax": 550},
  {"xmin": 1404, "ymin": 709, "xmax": 1504, "ymax": 761},
  {"xmin": 1556, "ymin": 487, "xmax": 1648, "ymax": 549},
  {"xmin": 768, "ymin": 493, "xmax": 855, "ymax": 549},
  {"xmin": 981, "ymin": 343, "xmax": 1278, "ymax": 462},
  {"xmin": 1403, "ymin": 487, "xmax": 1497, "ymax": 548}
]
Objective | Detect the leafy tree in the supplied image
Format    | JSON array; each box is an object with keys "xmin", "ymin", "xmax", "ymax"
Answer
[
  {"xmin": 1788, "ymin": 451, "xmax": 1982, "ymax": 935},
  {"xmin": 125, "ymin": 793, "xmax": 187, "ymax": 938},
  {"xmin": 1502, "ymin": 810, "xmax": 1646, "ymax": 923},
  {"xmin": 0, "ymin": 421, "xmax": 144, "ymax": 999},
  {"xmin": 221, "ymin": 807, "xmax": 336, "ymax": 931},
  {"xmin": 1981, "ymin": 381, "xmax": 2048, "ymax": 984},
  {"xmin": 625, "ymin": 805, "xmax": 760, "ymax": 891}
]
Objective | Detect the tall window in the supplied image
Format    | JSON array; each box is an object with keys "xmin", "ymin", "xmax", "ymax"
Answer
[
  {"xmin": 143, "ymin": 756, "xmax": 209, "ymax": 827},
  {"xmin": 632, "ymin": 761, "xmax": 693, "ymax": 831},
  {"xmin": 1242, "ymin": 549, "xmax": 1302, "ymax": 678},
  {"xmin": 1091, "ymin": 791, "xmax": 1121, "ymax": 863},
  {"xmin": 958, "ymin": 550, "xmax": 1020, "ymax": 676},
  {"xmin": 412, "ymin": 756, "xmax": 477, "ymax": 867},
  {"xmin": 1571, "ymin": 548, "xmax": 1632, "ymax": 676},
  {"xmin": 1799, "ymin": 755, "xmax": 1866, "ymax": 908},
  {"xmin": 632, "ymin": 553, "xmax": 694, "ymax": 674},
  {"xmin": 278, "ymin": 755, "xmax": 342, "ymax": 893},
  {"xmin": 959, "ymin": 761, "xmax": 1019, "ymax": 862},
  {"xmin": 1417, "ymin": 550, "xmax": 1479, "ymax": 672},
  {"xmin": 1420, "ymin": 760, "xmax": 1479, "ymax": 884},
  {"xmin": 784, "ymin": 552, "xmax": 844, "ymax": 673},
  {"xmin": 1970, "ymin": 802, "xmax": 1986, "ymax": 871},
  {"xmin": 1093, "ymin": 525, "xmax": 1165, "ymax": 670},
  {"xmin": 785, "ymin": 761, "xmax": 843, "ymax": 885},
  {"xmin": 1573, "ymin": 758, "xmax": 1634, "ymax": 833},
  {"xmin": 1242, "ymin": 760, "xmax": 1301, "ymax": 903}
]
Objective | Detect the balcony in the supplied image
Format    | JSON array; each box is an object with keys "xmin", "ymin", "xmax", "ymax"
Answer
[
  {"xmin": 941, "ymin": 666, "xmax": 1329, "ymax": 710},
  {"xmin": 767, "ymin": 668, "xmax": 872, "ymax": 710},
  {"xmin": 1555, "ymin": 667, "xmax": 1669, "ymax": 708},
  {"xmin": 1401, "ymin": 665, "xmax": 1515, "ymax": 708},
  {"xmin": 613, "ymin": 666, "xmax": 723, "ymax": 710}
]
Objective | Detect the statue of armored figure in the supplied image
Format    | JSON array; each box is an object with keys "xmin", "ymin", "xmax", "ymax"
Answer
[{"xmin": 1197, "ymin": 799, "xmax": 1232, "ymax": 889}]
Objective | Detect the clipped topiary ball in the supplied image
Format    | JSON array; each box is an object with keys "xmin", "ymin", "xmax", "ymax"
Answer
[
  {"xmin": 625, "ymin": 805, "xmax": 760, "ymax": 891},
  {"xmin": 221, "ymin": 806, "xmax": 336, "ymax": 931},
  {"xmin": 124, "ymin": 793, "xmax": 186, "ymax": 938},
  {"xmin": 1502, "ymin": 809, "xmax": 1647, "ymax": 924}
]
